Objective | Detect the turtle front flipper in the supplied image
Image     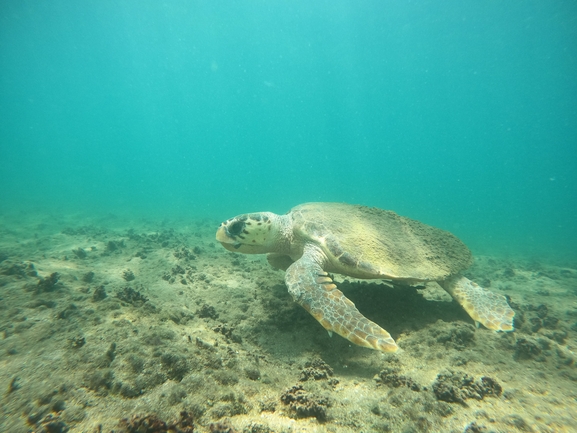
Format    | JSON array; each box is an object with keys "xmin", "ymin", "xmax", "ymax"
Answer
[
  {"xmin": 285, "ymin": 252, "xmax": 398, "ymax": 352},
  {"xmin": 441, "ymin": 276, "xmax": 515, "ymax": 331}
]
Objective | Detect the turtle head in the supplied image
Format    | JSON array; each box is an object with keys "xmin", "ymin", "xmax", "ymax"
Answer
[{"xmin": 216, "ymin": 212, "xmax": 280, "ymax": 254}]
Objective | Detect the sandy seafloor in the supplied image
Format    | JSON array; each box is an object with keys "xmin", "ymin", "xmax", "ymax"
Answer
[{"xmin": 1, "ymin": 211, "xmax": 576, "ymax": 433}]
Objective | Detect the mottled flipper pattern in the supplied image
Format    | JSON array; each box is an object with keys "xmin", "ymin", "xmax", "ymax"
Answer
[
  {"xmin": 285, "ymin": 253, "xmax": 398, "ymax": 352},
  {"xmin": 441, "ymin": 276, "xmax": 515, "ymax": 331}
]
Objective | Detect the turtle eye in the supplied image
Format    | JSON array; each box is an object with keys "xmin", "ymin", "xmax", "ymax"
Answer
[{"xmin": 228, "ymin": 220, "xmax": 245, "ymax": 237}]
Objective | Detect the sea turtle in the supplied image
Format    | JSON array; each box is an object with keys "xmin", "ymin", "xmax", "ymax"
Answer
[{"xmin": 216, "ymin": 202, "xmax": 515, "ymax": 352}]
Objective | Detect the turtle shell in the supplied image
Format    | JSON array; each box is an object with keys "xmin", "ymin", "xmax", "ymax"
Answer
[{"xmin": 289, "ymin": 202, "xmax": 472, "ymax": 281}]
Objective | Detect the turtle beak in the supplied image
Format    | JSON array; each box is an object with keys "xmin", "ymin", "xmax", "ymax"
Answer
[
  {"xmin": 216, "ymin": 224, "xmax": 242, "ymax": 250},
  {"xmin": 216, "ymin": 225, "xmax": 234, "ymax": 243}
]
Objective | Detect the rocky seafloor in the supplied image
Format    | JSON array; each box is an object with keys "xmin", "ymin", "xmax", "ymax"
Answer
[{"xmin": 1, "ymin": 211, "xmax": 576, "ymax": 433}]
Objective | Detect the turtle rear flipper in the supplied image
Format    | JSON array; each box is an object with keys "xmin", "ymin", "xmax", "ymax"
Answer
[
  {"xmin": 285, "ymin": 248, "xmax": 398, "ymax": 353},
  {"xmin": 441, "ymin": 276, "xmax": 515, "ymax": 331}
]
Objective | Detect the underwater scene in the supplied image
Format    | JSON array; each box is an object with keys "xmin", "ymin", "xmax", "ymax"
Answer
[{"xmin": 1, "ymin": 1, "xmax": 576, "ymax": 432}]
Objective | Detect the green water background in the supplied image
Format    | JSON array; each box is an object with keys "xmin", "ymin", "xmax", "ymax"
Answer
[{"xmin": 1, "ymin": 0, "xmax": 575, "ymax": 260}]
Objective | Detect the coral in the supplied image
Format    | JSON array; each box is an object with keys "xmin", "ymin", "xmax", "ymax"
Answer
[
  {"xmin": 209, "ymin": 420, "xmax": 237, "ymax": 433},
  {"xmin": 174, "ymin": 247, "xmax": 197, "ymax": 261},
  {"xmin": 69, "ymin": 336, "xmax": 85, "ymax": 348},
  {"xmin": 502, "ymin": 414, "xmax": 533, "ymax": 431},
  {"xmin": 464, "ymin": 422, "xmax": 487, "ymax": 433},
  {"xmin": 242, "ymin": 422, "xmax": 272, "ymax": 433},
  {"xmin": 61, "ymin": 226, "xmax": 106, "ymax": 236},
  {"xmin": 116, "ymin": 286, "xmax": 148, "ymax": 306},
  {"xmin": 432, "ymin": 370, "xmax": 502, "ymax": 404},
  {"xmin": 36, "ymin": 272, "xmax": 60, "ymax": 293},
  {"xmin": 543, "ymin": 316, "xmax": 559, "ymax": 329},
  {"xmin": 92, "ymin": 285, "xmax": 107, "ymax": 301},
  {"xmin": 85, "ymin": 369, "xmax": 114, "ymax": 393},
  {"xmin": 213, "ymin": 323, "xmax": 242, "ymax": 343},
  {"xmin": 514, "ymin": 338, "xmax": 542, "ymax": 360},
  {"xmin": 57, "ymin": 304, "xmax": 79, "ymax": 320},
  {"xmin": 105, "ymin": 240, "xmax": 125, "ymax": 252},
  {"xmin": 244, "ymin": 366, "xmax": 261, "ymax": 381},
  {"xmin": 1, "ymin": 261, "xmax": 37, "ymax": 278},
  {"xmin": 82, "ymin": 271, "xmax": 95, "ymax": 283},
  {"xmin": 32, "ymin": 414, "xmax": 69, "ymax": 433},
  {"xmin": 299, "ymin": 358, "xmax": 334, "ymax": 381},
  {"xmin": 164, "ymin": 263, "xmax": 197, "ymax": 285},
  {"xmin": 72, "ymin": 248, "xmax": 87, "ymax": 259},
  {"xmin": 430, "ymin": 322, "xmax": 476, "ymax": 349},
  {"xmin": 196, "ymin": 303, "xmax": 219, "ymax": 319},
  {"xmin": 118, "ymin": 411, "xmax": 194, "ymax": 433},
  {"xmin": 122, "ymin": 269, "xmax": 136, "ymax": 281},
  {"xmin": 8, "ymin": 376, "xmax": 20, "ymax": 393},
  {"xmin": 375, "ymin": 367, "xmax": 421, "ymax": 391},
  {"xmin": 280, "ymin": 385, "xmax": 328, "ymax": 421},
  {"xmin": 172, "ymin": 265, "xmax": 186, "ymax": 275},
  {"xmin": 160, "ymin": 352, "xmax": 190, "ymax": 381}
]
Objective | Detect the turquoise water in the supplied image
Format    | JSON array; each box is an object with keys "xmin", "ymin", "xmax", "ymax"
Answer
[{"xmin": 1, "ymin": 0, "xmax": 575, "ymax": 260}]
